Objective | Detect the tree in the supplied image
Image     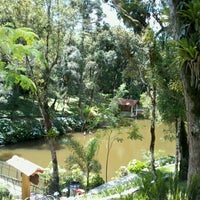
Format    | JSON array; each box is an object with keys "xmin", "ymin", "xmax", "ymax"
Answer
[
  {"xmin": 143, "ymin": 28, "xmax": 162, "ymax": 179},
  {"xmin": 65, "ymin": 137, "xmax": 101, "ymax": 190},
  {"xmin": 101, "ymin": 128, "xmax": 123, "ymax": 182},
  {"xmin": 0, "ymin": 22, "xmax": 61, "ymax": 193},
  {"xmin": 93, "ymin": 26, "xmax": 144, "ymax": 98},
  {"xmin": 103, "ymin": 1, "xmax": 161, "ymax": 180},
  {"xmin": 65, "ymin": 0, "xmax": 104, "ymax": 108},
  {"xmin": 156, "ymin": 40, "xmax": 189, "ymax": 180},
  {"xmin": 0, "ymin": 0, "xmax": 72, "ymax": 193},
  {"xmin": 169, "ymin": 0, "xmax": 200, "ymax": 184},
  {"xmin": 103, "ymin": 0, "xmax": 150, "ymax": 34},
  {"xmin": 105, "ymin": 0, "xmax": 190, "ymax": 181},
  {"xmin": 0, "ymin": 26, "xmax": 37, "ymax": 91}
]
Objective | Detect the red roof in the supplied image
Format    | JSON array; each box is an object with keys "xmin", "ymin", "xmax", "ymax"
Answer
[{"xmin": 118, "ymin": 98, "xmax": 138, "ymax": 106}]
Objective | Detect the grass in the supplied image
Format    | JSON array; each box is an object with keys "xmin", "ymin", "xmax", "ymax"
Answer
[{"xmin": 158, "ymin": 164, "xmax": 175, "ymax": 172}]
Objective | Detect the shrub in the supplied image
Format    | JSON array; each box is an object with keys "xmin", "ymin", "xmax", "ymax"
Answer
[
  {"xmin": 155, "ymin": 156, "xmax": 175, "ymax": 167},
  {"xmin": 187, "ymin": 174, "xmax": 200, "ymax": 200},
  {"xmin": 114, "ymin": 166, "xmax": 129, "ymax": 178},
  {"xmin": 40, "ymin": 163, "xmax": 70, "ymax": 195},
  {"xmin": 0, "ymin": 184, "xmax": 12, "ymax": 199},
  {"xmin": 40, "ymin": 163, "xmax": 104, "ymax": 196},
  {"xmin": 127, "ymin": 159, "xmax": 148, "ymax": 174},
  {"xmin": 133, "ymin": 171, "xmax": 188, "ymax": 200},
  {"xmin": 88, "ymin": 173, "xmax": 105, "ymax": 189},
  {"xmin": 53, "ymin": 116, "xmax": 82, "ymax": 134},
  {"xmin": 67, "ymin": 164, "xmax": 83, "ymax": 185},
  {"xmin": 0, "ymin": 119, "xmax": 44, "ymax": 144}
]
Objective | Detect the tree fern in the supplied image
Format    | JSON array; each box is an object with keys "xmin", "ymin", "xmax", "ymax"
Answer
[{"xmin": 0, "ymin": 25, "xmax": 40, "ymax": 92}]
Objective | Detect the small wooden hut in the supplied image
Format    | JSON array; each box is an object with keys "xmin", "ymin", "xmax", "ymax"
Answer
[
  {"xmin": 118, "ymin": 98, "xmax": 141, "ymax": 118},
  {"xmin": 7, "ymin": 155, "xmax": 44, "ymax": 200}
]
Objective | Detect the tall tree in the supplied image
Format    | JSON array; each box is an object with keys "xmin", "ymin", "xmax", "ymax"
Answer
[
  {"xmin": 0, "ymin": 0, "xmax": 73, "ymax": 193},
  {"xmin": 105, "ymin": 0, "xmax": 161, "ymax": 179},
  {"xmin": 93, "ymin": 27, "xmax": 143, "ymax": 98},
  {"xmin": 66, "ymin": 0, "xmax": 103, "ymax": 108},
  {"xmin": 169, "ymin": 0, "xmax": 200, "ymax": 183},
  {"xmin": 156, "ymin": 40, "xmax": 188, "ymax": 180},
  {"xmin": 141, "ymin": 28, "xmax": 162, "ymax": 179}
]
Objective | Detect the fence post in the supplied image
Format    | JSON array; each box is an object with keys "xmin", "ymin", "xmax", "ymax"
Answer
[{"xmin": 21, "ymin": 173, "xmax": 31, "ymax": 200}]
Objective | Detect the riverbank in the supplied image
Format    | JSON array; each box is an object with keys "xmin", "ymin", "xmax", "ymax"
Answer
[
  {"xmin": 60, "ymin": 173, "xmax": 140, "ymax": 200},
  {"xmin": 1, "ymin": 163, "xmax": 176, "ymax": 200},
  {"xmin": 0, "ymin": 173, "xmax": 139, "ymax": 200}
]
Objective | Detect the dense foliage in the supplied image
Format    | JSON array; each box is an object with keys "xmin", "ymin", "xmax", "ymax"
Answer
[{"xmin": 0, "ymin": 0, "xmax": 200, "ymax": 197}]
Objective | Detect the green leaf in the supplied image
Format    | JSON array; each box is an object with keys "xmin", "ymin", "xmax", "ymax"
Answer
[
  {"xmin": 5, "ymin": 72, "xmax": 36, "ymax": 92},
  {"xmin": 127, "ymin": 125, "xmax": 143, "ymax": 141},
  {"xmin": 19, "ymin": 74, "xmax": 36, "ymax": 91},
  {"xmin": 5, "ymin": 72, "xmax": 17, "ymax": 86},
  {"xmin": 86, "ymin": 138, "xmax": 99, "ymax": 162},
  {"xmin": 45, "ymin": 128, "xmax": 59, "ymax": 138},
  {"xmin": 14, "ymin": 27, "xmax": 39, "ymax": 45}
]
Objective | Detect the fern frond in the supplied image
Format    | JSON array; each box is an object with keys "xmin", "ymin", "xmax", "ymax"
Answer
[{"xmin": 86, "ymin": 138, "xmax": 99, "ymax": 162}]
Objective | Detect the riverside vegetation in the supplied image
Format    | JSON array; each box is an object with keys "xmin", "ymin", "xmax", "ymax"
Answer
[
  {"xmin": 0, "ymin": 117, "xmax": 198, "ymax": 199},
  {"xmin": 1, "ymin": 155, "xmax": 200, "ymax": 199}
]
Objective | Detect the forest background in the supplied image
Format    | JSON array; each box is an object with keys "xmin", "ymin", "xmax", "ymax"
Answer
[{"xmin": 0, "ymin": 0, "xmax": 199, "ymax": 195}]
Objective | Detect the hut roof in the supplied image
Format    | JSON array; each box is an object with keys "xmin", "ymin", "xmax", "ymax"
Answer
[
  {"xmin": 118, "ymin": 98, "xmax": 138, "ymax": 106},
  {"xmin": 6, "ymin": 155, "xmax": 44, "ymax": 176}
]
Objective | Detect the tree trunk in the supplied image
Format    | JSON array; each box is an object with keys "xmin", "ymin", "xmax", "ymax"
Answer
[
  {"xmin": 86, "ymin": 169, "xmax": 90, "ymax": 191},
  {"xmin": 150, "ymin": 84, "xmax": 157, "ymax": 180},
  {"xmin": 48, "ymin": 137, "xmax": 60, "ymax": 194},
  {"xmin": 105, "ymin": 133, "xmax": 111, "ymax": 182},
  {"xmin": 180, "ymin": 67, "xmax": 200, "ymax": 184},
  {"xmin": 174, "ymin": 118, "xmax": 180, "ymax": 177},
  {"xmin": 169, "ymin": 0, "xmax": 200, "ymax": 184},
  {"xmin": 38, "ymin": 99, "xmax": 60, "ymax": 194},
  {"xmin": 179, "ymin": 120, "xmax": 189, "ymax": 181}
]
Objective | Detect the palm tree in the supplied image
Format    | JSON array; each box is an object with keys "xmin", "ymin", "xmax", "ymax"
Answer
[{"xmin": 65, "ymin": 137, "xmax": 101, "ymax": 190}]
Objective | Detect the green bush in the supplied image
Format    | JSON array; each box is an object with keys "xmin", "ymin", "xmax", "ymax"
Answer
[
  {"xmin": 40, "ymin": 163, "xmax": 70, "ymax": 195},
  {"xmin": 53, "ymin": 116, "xmax": 82, "ymax": 134},
  {"xmin": 132, "ymin": 171, "xmax": 188, "ymax": 200},
  {"xmin": 0, "ymin": 119, "xmax": 44, "ymax": 144},
  {"xmin": 0, "ymin": 115, "xmax": 85, "ymax": 145},
  {"xmin": 114, "ymin": 166, "xmax": 129, "ymax": 178},
  {"xmin": 155, "ymin": 156, "xmax": 175, "ymax": 167},
  {"xmin": 88, "ymin": 173, "xmax": 105, "ymax": 189},
  {"xmin": 187, "ymin": 174, "xmax": 200, "ymax": 200},
  {"xmin": 40, "ymin": 163, "xmax": 104, "ymax": 196},
  {"xmin": 127, "ymin": 159, "xmax": 148, "ymax": 174},
  {"xmin": 64, "ymin": 164, "xmax": 104, "ymax": 190},
  {"xmin": 0, "ymin": 184, "xmax": 12, "ymax": 199}
]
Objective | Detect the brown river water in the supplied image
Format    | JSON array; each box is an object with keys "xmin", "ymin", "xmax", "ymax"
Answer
[{"xmin": 0, "ymin": 120, "xmax": 175, "ymax": 181}]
